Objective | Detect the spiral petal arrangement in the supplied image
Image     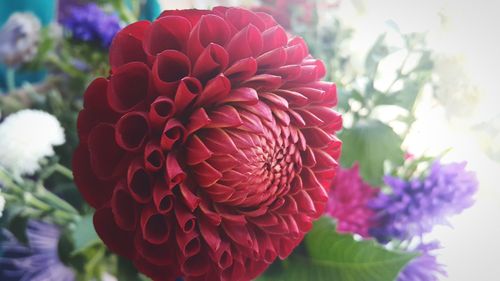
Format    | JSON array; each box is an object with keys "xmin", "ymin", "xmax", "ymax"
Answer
[{"xmin": 74, "ymin": 7, "xmax": 342, "ymax": 281}]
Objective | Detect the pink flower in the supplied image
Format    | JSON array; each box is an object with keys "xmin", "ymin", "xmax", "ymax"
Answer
[{"xmin": 326, "ymin": 165, "xmax": 378, "ymax": 237}]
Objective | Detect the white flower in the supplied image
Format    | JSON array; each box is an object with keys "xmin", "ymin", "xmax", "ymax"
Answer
[
  {"xmin": 0, "ymin": 12, "xmax": 41, "ymax": 66},
  {"xmin": 0, "ymin": 193, "xmax": 5, "ymax": 218},
  {"xmin": 0, "ymin": 109, "xmax": 65, "ymax": 176}
]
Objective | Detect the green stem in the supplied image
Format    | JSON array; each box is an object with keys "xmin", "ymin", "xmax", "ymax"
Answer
[
  {"xmin": 113, "ymin": 0, "xmax": 137, "ymax": 23},
  {"xmin": 6, "ymin": 68, "xmax": 16, "ymax": 92},
  {"xmin": 54, "ymin": 163, "xmax": 74, "ymax": 180},
  {"xmin": 36, "ymin": 184, "xmax": 79, "ymax": 215}
]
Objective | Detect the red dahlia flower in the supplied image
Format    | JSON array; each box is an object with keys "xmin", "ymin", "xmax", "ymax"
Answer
[{"xmin": 73, "ymin": 7, "xmax": 342, "ymax": 281}]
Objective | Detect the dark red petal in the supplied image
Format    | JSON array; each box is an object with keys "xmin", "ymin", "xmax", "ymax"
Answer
[
  {"xmin": 111, "ymin": 181, "xmax": 138, "ymax": 231},
  {"xmin": 144, "ymin": 141, "xmax": 164, "ymax": 172},
  {"xmin": 72, "ymin": 145, "xmax": 113, "ymax": 208},
  {"xmin": 165, "ymin": 153, "xmax": 186, "ymax": 187},
  {"xmin": 174, "ymin": 77, "xmax": 203, "ymax": 112},
  {"xmin": 161, "ymin": 119, "xmax": 186, "ymax": 151},
  {"xmin": 108, "ymin": 62, "xmax": 150, "ymax": 113},
  {"xmin": 186, "ymin": 108, "xmax": 212, "ymax": 135},
  {"xmin": 226, "ymin": 25, "xmax": 263, "ymax": 63},
  {"xmin": 193, "ymin": 43, "xmax": 229, "ymax": 83},
  {"xmin": 143, "ymin": 16, "xmax": 191, "ymax": 56},
  {"xmin": 262, "ymin": 25, "xmax": 287, "ymax": 52},
  {"xmin": 115, "ymin": 111, "xmax": 149, "ymax": 152},
  {"xmin": 223, "ymin": 57, "xmax": 258, "ymax": 83},
  {"xmin": 149, "ymin": 96, "xmax": 175, "ymax": 130},
  {"xmin": 134, "ymin": 257, "xmax": 178, "ymax": 281},
  {"xmin": 127, "ymin": 160, "xmax": 153, "ymax": 203},
  {"xmin": 179, "ymin": 182, "xmax": 201, "ymax": 212},
  {"xmin": 153, "ymin": 180, "xmax": 174, "ymax": 214},
  {"xmin": 225, "ymin": 7, "xmax": 266, "ymax": 31},
  {"xmin": 94, "ymin": 207, "xmax": 135, "ymax": 259},
  {"xmin": 199, "ymin": 216, "xmax": 221, "ymax": 252},
  {"xmin": 88, "ymin": 124, "xmax": 127, "ymax": 180},
  {"xmin": 175, "ymin": 202, "xmax": 197, "ymax": 233},
  {"xmin": 188, "ymin": 14, "xmax": 231, "ymax": 61},
  {"xmin": 152, "ymin": 50, "xmax": 191, "ymax": 97},
  {"xmin": 193, "ymin": 161, "xmax": 223, "ymax": 188},
  {"xmin": 186, "ymin": 135, "xmax": 213, "ymax": 165},
  {"xmin": 141, "ymin": 204, "xmax": 171, "ymax": 244},
  {"xmin": 110, "ymin": 21, "xmax": 150, "ymax": 70},
  {"xmin": 176, "ymin": 227, "xmax": 201, "ymax": 258},
  {"xmin": 256, "ymin": 47, "xmax": 287, "ymax": 69},
  {"xmin": 206, "ymin": 105, "xmax": 243, "ymax": 128},
  {"xmin": 194, "ymin": 74, "xmax": 231, "ymax": 107}
]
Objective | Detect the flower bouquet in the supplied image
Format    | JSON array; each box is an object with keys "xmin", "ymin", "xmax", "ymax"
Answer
[{"xmin": 0, "ymin": 1, "xmax": 478, "ymax": 281}]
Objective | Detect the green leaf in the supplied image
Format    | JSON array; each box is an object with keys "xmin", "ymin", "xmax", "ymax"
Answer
[
  {"xmin": 257, "ymin": 217, "xmax": 416, "ymax": 281},
  {"xmin": 339, "ymin": 120, "xmax": 404, "ymax": 185},
  {"xmin": 71, "ymin": 213, "xmax": 99, "ymax": 255}
]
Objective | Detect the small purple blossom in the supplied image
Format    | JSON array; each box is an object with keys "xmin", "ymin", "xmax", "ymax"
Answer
[
  {"xmin": 61, "ymin": 3, "xmax": 121, "ymax": 48},
  {"xmin": 398, "ymin": 241, "xmax": 446, "ymax": 281},
  {"xmin": 369, "ymin": 161, "xmax": 478, "ymax": 243},
  {"xmin": 0, "ymin": 220, "xmax": 75, "ymax": 281}
]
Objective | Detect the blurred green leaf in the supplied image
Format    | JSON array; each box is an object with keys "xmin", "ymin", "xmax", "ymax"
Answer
[
  {"xmin": 339, "ymin": 120, "xmax": 404, "ymax": 185},
  {"xmin": 365, "ymin": 34, "xmax": 389, "ymax": 78},
  {"xmin": 257, "ymin": 217, "xmax": 416, "ymax": 281},
  {"xmin": 72, "ymin": 214, "xmax": 99, "ymax": 255}
]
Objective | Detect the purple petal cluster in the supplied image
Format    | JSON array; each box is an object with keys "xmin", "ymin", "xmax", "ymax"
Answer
[
  {"xmin": 397, "ymin": 241, "xmax": 446, "ymax": 281},
  {"xmin": 369, "ymin": 161, "xmax": 477, "ymax": 243},
  {"xmin": 0, "ymin": 220, "xmax": 75, "ymax": 281},
  {"xmin": 61, "ymin": 3, "xmax": 121, "ymax": 48}
]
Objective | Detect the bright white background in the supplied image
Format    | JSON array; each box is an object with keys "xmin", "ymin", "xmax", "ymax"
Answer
[{"xmin": 159, "ymin": 1, "xmax": 500, "ymax": 280}]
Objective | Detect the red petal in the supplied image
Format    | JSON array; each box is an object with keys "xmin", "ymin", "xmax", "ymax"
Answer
[
  {"xmin": 223, "ymin": 57, "xmax": 257, "ymax": 83},
  {"xmin": 188, "ymin": 14, "xmax": 231, "ymax": 61},
  {"xmin": 110, "ymin": 21, "xmax": 150, "ymax": 70},
  {"xmin": 94, "ymin": 207, "xmax": 135, "ymax": 259},
  {"xmin": 143, "ymin": 16, "xmax": 192, "ymax": 56},
  {"xmin": 186, "ymin": 108, "xmax": 211, "ymax": 135},
  {"xmin": 127, "ymin": 160, "xmax": 153, "ymax": 203},
  {"xmin": 226, "ymin": 25, "xmax": 263, "ymax": 63},
  {"xmin": 152, "ymin": 50, "xmax": 191, "ymax": 96},
  {"xmin": 141, "ymin": 204, "xmax": 171, "ymax": 244},
  {"xmin": 193, "ymin": 161, "xmax": 223, "ymax": 187},
  {"xmin": 262, "ymin": 25, "xmax": 287, "ymax": 52},
  {"xmin": 165, "ymin": 153, "xmax": 186, "ymax": 187},
  {"xmin": 193, "ymin": 43, "xmax": 229, "ymax": 83},
  {"xmin": 161, "ymin": 119, "xmax": 186, "ymax": 151},
  {"xmin": 72, "ymin": 144, "xmax": 113, "ymax": 208},
  {"xmin": 186, "ymin": 134, "xmax": 213, "ymax": 165},
  {"xmin": 206, "ymin": 105, "xmax": 243, "ymax": 128},
  {"xmin": 144, "ymin": 141, "xmax": 164, "ymax": 172},
  {"xmin": 153, "ymin": 180, "xmax": 174, "ymax": 214},
  {"xmin": 88, "ymin": 124, "xmax": 127, "ymax": 180},
  {"xmin": 111, "ymin": 181, "xmax": 138, "ymax": 231},
  {"xmin": 108, "ymin": 62, "xmax": 150, "ymax": 113},
  {"xmin": 148, "ymin": 96, "xmax": 175, "ymax": 130},
  {"xmin": 174, "ymin": 77, "xmax": 202, "ymax": 112},
  {"xmin": 218, "ymin": 87, "xmax": 259, "ymax": 105},
  {"xmin": 115, "ymin": 111, "xmax": 149, "ymax": 152},
  {"xmin": 194, "ymin": 74, "xmax": 231, "ymax": 107},
  {"xmin": 225, "ymin": 7, "xmax": 266, "ymax": 31}
]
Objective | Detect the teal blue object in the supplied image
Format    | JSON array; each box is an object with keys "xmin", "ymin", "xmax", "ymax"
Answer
[
  {"xmin": 0, "ymin": 0, "xmax": 56, "ymax": 92},
  {"xmin": 126, "ymin": 0, "xmax": 161, "ymax": 21},
  {"xmin": 141, "ymin": 0, "xmax": 161, "ymax": 21},
  {"xmin": 0, "ymin": 0, "xmax": 56, "ymax": 27}
]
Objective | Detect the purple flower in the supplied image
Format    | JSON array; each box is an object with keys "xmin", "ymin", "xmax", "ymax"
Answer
[
  {"xmin": 398, "ymin": 241, "xmax": 446, "ymax": 281},
  {"xmin": 369, "ymin": 161, "xmax": 478, "ymax": 243},
  {"xmin": 0, "ymin": 220, "xmax": 75, "ymax": 281},
  {"xmin": 61, "ymin": 3, "xmax": 121, "ymax": 48}
]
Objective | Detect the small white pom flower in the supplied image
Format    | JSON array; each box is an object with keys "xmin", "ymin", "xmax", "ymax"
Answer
[
  {"xmin": 0, "ymin": 109, "xmax": 65, "ymax": 176},
  {"xmin": 0, "ymin": 193, "xmax": 5, "ymax": 218}
]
